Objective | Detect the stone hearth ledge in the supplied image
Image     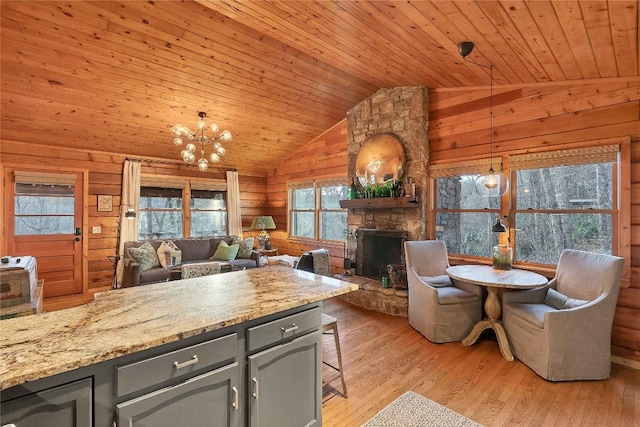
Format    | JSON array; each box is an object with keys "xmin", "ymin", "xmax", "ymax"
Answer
[{"xmin": 0, "ymin": 266, "xmax": 358, "ymax": 390}]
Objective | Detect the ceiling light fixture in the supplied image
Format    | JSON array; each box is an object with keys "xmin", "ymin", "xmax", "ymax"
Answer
[
  {"xmin": 458, "ymin": 41, "xmax": 509, "ymax": 197},
  {"xmin": 170, "ymin": 111, "xmax": 232, "ymax": 172}
]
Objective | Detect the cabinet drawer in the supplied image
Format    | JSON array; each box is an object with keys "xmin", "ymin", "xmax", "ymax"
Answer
[
  {"xmin": 247, "ymin": 306, "xmax": 321, "ymax": 352},
  {"xmin": 116, "ymin": 333, "xmax": 237, "ymax": 397}
]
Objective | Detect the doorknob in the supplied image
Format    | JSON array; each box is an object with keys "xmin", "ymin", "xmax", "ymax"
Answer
[{"xmin": 75, "ymin": 227, "xmax": 82, "ymax": 240}]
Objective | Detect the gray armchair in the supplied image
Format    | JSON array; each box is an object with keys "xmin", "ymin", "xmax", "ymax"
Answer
[
  {"xmin": 404, "ymin": 241, "xmax": 482, "ymax": 343},
  {"xmin": 502, "ymin": 249, "xmax": 624, "ymax": 381}
]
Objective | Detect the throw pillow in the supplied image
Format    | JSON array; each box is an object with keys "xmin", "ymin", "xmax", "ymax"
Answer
[
  {"xmin": 157, "ymin": 240, "xmax": 182, "ymax": 268},
  {"xmin": 211, "ymin": 240, "xmax": 240, "ymax": 261},
  {"xmin": 419, "ymin": 274, "xmax": 452, "ymax": 288},
  {"xmin": 544, "ymin": 288, "xmax": 589, "ymax": 310},
  {"xmin": 128, "ymin": 241, "xmax": 161, "ymax": 272},
  {"xmin": 232, "ymin": 236, "xmax": 255, "ymax": 259}
]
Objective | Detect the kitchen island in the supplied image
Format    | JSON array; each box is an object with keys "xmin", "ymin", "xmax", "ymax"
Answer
[{"xmin": 1, "ymin": 266, "xmax": 358, "ymax": 426}]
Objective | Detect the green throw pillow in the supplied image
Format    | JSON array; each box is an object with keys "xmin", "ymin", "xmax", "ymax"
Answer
[
  {"xmin": 128, "ymin": 241, "xmax": 161, "ymax": 272},
  {"xmin": 232, "ymin": 236, "xmax": 254, "ymax": 259},
  {"xmin": 211, "ymin": 240, "xmax": 240, "ymax": 261}
]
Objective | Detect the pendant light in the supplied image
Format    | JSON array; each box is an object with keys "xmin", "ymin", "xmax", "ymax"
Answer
[{"xmin": 458, "ymin": 42, "xmax": 509, "ymax": 197}]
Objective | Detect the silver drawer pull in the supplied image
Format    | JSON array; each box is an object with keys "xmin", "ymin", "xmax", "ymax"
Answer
[
  {"xmin": 281, "ymin": 324, "xmax": 299, "ymax": 334},
  {"xmin": 173, "ymin": 355, "xmax": 198, "ymax": 369},
  {"xmin": 252, "ymin": 377, "xmax": 259, "ymax": 399},
  {"xmin": 232, "ymin": 386, "xmax": 238, "ymax": 409}
]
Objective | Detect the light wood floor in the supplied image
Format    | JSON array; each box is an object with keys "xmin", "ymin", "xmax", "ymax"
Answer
[{"xmin": 320, "ymin": 297, "xmax": 640, "ymax": 427}]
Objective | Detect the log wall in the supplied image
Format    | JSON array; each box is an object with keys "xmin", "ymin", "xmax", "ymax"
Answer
[
  {"xmin": 265, "ymin": 120, "xmax": 348, "ymax": 271},
  {"xmin": 1, "ymin": 141, "xmax": 267, "ymax": 293}
]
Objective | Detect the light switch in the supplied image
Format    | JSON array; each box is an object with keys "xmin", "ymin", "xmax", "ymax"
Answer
[{"xmin": 92, "ymin": 226, "xmax": 101, "ymax": 234}]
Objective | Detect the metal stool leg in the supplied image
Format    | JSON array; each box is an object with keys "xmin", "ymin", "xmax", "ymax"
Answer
[
  {"xmin": 322, "ymin": 313, "xmax": 347, "ymax": 398},
  {"xmin": 331, "ymin": 322, "xmax": 348, "ymax": 397}
]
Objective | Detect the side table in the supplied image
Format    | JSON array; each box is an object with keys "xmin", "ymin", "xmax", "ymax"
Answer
[{"xmin": 257, "ymin": 248, "xmax": 279, "ymax": 256}]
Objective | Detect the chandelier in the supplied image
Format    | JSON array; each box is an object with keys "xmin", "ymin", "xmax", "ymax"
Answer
[{"xmin": 170, "ymin": 112, "xmax": 232, "ymax": 172}]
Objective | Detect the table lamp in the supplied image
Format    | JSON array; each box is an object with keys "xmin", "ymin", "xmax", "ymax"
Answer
[{"xmin": 251, "ymin": 216, "xmax": 276, "ymax": 249}]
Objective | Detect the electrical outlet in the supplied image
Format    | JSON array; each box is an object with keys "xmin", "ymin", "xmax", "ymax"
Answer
[{"xmin": 92, "ymin": 226, "xmax": 101, "ymax": 234}]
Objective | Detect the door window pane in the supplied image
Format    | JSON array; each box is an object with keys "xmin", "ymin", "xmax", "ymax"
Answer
[{"xmin": 14, "ymin": 184, "xmax": 75, "ymax": 235}]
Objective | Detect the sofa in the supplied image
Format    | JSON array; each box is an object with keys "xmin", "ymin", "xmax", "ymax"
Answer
[{"xmin": 122, "ymin": 236, "xmax": 260, "ymax": 288}]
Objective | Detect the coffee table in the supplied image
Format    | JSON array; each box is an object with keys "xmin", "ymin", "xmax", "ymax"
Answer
[{"xmin": 446, "ymin": 265, "xmax": 548, "ymax": 361}]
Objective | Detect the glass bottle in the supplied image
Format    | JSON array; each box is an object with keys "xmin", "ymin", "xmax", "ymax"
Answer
[
  {"xmin": 348, "ymin": 177, "xmax": 359, "ymax": 200},
  {"xmin": 492, "ymin": 244, "xmax": 512, "ymax": 270}
]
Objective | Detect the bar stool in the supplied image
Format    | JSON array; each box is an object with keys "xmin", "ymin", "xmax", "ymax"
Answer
[{"xmin": 321, "ymin": 313, "xmax": 347, "ymax": 397}]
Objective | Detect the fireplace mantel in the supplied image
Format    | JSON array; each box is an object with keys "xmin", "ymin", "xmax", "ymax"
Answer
[{"xmin": 339, "ymin": 197, "xmax": 418, "ymax": 209}]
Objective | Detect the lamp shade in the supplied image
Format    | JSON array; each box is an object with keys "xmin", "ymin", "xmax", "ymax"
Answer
[
  {"xmin": 492, "ymin": 218, "xmax": 507, "ymax": 233},
  {"xmin": 251, "ymin": 216, "xmax": 276, "ymax": 230}
]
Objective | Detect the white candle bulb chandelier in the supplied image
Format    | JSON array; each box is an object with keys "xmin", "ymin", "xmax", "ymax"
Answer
[
  {"xmin": 458, "ymin": 41, "xmax": 509, "ymax": 197},
  {"xmin": 170, "ymin": 111, "xmax": 232, "ymax": 172}
]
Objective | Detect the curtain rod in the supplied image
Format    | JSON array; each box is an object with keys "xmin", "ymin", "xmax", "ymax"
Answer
[{"xmin": 125, "ymin": 156, "xmax": 236, "ymax": 172}]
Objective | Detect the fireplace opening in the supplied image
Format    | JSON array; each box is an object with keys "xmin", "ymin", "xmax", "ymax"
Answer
[{"xmin": 356, "ymin": 228, "xmax": 408, "ymax": 279}]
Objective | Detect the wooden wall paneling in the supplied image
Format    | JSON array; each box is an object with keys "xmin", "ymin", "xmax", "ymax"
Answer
[{"xmin": 266, "ymin": 120, "xmax": 347, "ymax": 270}]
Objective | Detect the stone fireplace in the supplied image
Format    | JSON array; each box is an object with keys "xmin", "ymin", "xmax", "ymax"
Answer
[{"xmin": 338, "ymin": 86, "xmax": 429, "ymax": 317}]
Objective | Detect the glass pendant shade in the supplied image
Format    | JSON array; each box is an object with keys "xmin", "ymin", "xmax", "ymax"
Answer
[
  {"xmin": 475, "ymin": 168, "xmax": 509, "ymax": 197},
  {"xmin": 198, "ymin": 158, "xmax": 208, "ymax": 172}
]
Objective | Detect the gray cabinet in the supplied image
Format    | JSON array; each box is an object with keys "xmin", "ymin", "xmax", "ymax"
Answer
[
  {"xmin": 248, "ymin": 332, "xmax": 322, "ymax": 427},
  {"xmin": 1, "ymin": 303, "xmax": 323, "ymax": 427},
  {"xmin": 1, "ymin": 378, "xmax": 92, "ymax": 427},
  {"xmin": 117, "ymin": 362, "xmax": 239, "ymax": 427}
]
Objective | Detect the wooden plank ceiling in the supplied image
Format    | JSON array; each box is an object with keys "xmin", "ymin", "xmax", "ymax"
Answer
[{"xmin": 1, "ymin": 1, "xmax": 638, "ymax": 172}]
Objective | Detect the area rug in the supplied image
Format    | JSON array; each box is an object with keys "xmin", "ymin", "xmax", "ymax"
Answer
[{"xmin": 361, "ymin": 391, "xmax": 482, "ymax": 427}]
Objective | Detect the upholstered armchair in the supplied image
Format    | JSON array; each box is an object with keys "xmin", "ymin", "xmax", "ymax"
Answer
[
  {"xmin": 502, "ymin": 249, "xmax": 624, "ymax": 381},
  {"xmin": 404, "ymin": 241, "xmax": 483, "ymax": 343}
]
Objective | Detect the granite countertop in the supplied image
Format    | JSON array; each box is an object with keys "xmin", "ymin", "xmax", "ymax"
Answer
[{"xmin": 0, "ymin": 266, "xmax": 358, "ymax": 390}]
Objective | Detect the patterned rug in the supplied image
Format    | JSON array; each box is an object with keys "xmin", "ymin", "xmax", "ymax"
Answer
[{"xmin": 361, "ymin": 391, "xmax": 482, "ymax": 427}]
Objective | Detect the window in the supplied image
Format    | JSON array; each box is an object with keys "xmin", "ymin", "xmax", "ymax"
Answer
[
  {"xmin": 511, "ymin": 145, "xmax": 618, "ymax": 266},
  {"xmin": 138, "ymin": 176, "xmax": 228, "ymax": 239},
  {"xmin": 14, "ymin": 172, "xmax": 76, "ymax": 235},
  {"xmin": 430, "ymin": 143, "xmax": 625, "ymax": 270},
  {"xmin": 190, "ymin": 190, "xmax": 227, "ymax": 237},
  {"xmin": 289, "ymin": 179, "xmax": 347, "ymax": 242},
  {"xmin": 139, "ymin": 187, "xmax": 183, "ymax": 240},
  {"xmin": 431, "ymin": 159, "xmax": 500, "ymax": 258}
]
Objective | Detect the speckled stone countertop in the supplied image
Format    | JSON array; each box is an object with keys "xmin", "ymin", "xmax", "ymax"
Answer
[{"xmin": 0, "ymin": 266, "xmax": 358, "ymax": 390}]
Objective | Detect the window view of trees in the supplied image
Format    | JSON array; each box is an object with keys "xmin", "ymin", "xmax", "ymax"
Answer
[
  {"xmin": 320, "ymin": 185, "xmax": 348, "ymax": 240},
  {"xmin": 290, "ymin": 181, "xmax": 347, "ymax": 242},
  {"xmin": 434, "ymin": 154, "xmax": 616, "ymax": 267},
  {"xmin": 434, "ymin": 175, "xmax": 500, "ymax": 257},
  {"xmin": 515, "ymin": 163, "xmax": 613, "ymax": 264},
  {"xmin": 191, "ymin": 190, "xmax": 227, "ymax": 237},
  {"xmin": 14, "ymin": 184, "xmax": 75, "ymax": 235},
  {"xmin": 138, "ymin": 187, "xmax": 183, "ymax": 240}
]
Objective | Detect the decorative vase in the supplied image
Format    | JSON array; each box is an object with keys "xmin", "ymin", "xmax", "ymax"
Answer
[{"xmin": 492, "ymin": 245, "xmax": 512, "ymax": 270}]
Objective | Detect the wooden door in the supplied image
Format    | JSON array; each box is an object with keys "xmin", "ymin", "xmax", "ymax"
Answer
[{"xmin": 4, "ymin": 168, "xmax": 84, "ymax": 297}]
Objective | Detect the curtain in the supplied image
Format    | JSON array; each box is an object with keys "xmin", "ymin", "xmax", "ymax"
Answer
[
  {"xmin": 116, "ymin": 160, "xmax": 141, "ymax": 287},
  {"xmin": 226, "ymin": 170, "xmax": 243, "ymax": 237}
]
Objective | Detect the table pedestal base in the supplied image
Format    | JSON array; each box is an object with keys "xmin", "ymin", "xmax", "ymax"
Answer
[{"xmin": 462, "ymin": 319, "xmax": 513, "ymax": 361}]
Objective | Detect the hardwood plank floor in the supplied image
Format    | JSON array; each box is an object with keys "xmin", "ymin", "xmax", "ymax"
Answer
[{"xmin": 321, "ymin": 297, "xmax": 640, "ymax": 427}]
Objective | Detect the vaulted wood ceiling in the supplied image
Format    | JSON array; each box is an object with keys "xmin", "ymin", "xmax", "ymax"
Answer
[{"xmin": 1, "ymin": 1, "xmax": 638, "ymax": 172}]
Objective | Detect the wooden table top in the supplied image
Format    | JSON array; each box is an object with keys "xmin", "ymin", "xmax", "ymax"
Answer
[{"xmin": 446, "ymin": 265, "xmax": 548, "ymax": 289}]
